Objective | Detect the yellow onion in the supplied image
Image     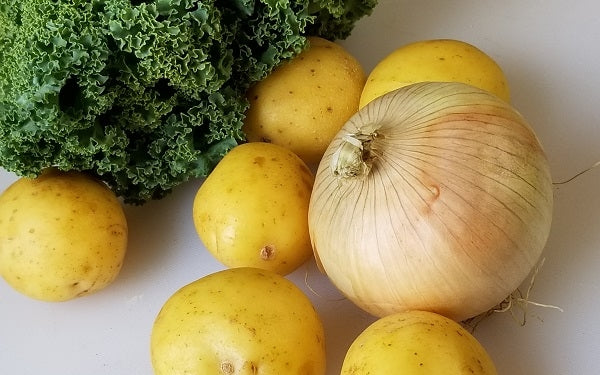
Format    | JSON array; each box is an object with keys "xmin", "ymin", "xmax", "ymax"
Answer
[{"xmin": 308, "ymin": 82, "xmax": 553, "ymax": 321}]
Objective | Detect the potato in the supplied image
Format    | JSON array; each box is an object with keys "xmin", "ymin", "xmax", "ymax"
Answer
[
  {"xmin": 360, "ymin": 39, "xmax": 510, "ymax": 108},
  {"xmin": 341, "ymin": 310, "xmax": 498, "ymax": 375},
  {"xmin": 243, "ymin": 36, "xmax": 366, "ymax": 166},
  {"xmin": 0, "ymin": 169, "xmax": 128, "ymax": 301},
  {"xmin": 150, "ymin": 267, "xmax": 326, "ymax": 375},
  {"xmin": 193, "ymin": 142, "xmax": 314, "ymax": 275}
]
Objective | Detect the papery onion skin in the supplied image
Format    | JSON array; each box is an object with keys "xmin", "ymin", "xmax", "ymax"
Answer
[{"xmin": 308, "ymin": 82, "xmax": 554, "ymax": 322}]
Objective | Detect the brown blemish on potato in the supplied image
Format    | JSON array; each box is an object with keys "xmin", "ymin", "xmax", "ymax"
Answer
[
  {"xmin": 250, "ymin": 362, "xmax": 258, "ymax": 374},
  {"xmin": 81, "ymin": 263, "xmax": 92, "ymax": 274},
  {"xmin": 221, "ymin": 361, "xmax": 234, "ymax": 374},
  {"xmin": 253, "ymin": 156, "xmax": 266, "ymax": 166},
  {"xmin": 76, "ymin": 289, "xmax": 90, "ymax": 297},
  {"xmin": 260, "ymin": 245, "xmax": 276, "ymax": 261}
]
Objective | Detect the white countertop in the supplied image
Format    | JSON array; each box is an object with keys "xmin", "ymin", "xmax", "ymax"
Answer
[{"xmin": 1, "ymin": 0, "xmax": 599, "ymax": 374}]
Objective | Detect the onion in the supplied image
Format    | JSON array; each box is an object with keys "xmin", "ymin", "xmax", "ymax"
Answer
[{"xmin": 308, "ymin": 82, "xmax": 553, "ymax": 322}]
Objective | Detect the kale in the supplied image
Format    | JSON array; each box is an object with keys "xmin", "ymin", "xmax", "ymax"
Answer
[{"xmin": 0, "ymin": 0, "xmax": 376, "ymax": 203}]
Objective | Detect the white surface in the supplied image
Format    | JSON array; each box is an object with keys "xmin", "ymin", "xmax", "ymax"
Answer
[{"xmin": 1, "ymin": 0, "xmax": 599, "ymax": 374}]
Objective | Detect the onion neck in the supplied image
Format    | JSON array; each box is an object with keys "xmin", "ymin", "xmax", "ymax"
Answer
[{"xmin": 330, "ymin": 130, "xmax": 378, "ymax": 179}]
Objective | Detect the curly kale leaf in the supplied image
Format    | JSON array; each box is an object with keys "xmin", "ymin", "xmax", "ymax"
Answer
[{"xmin": 0, "ymin": 0, "xmax": 376, "ymax": 203}]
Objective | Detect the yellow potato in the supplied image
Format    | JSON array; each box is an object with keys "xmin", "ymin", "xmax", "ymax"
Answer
[
  {"xmin": 341, "ymin": 310, "xmax": 498, "ymax": 375},
  {"xmin": 0, "ymin": 169, "xmax": 128, "ymax": 301},
  {"xmin": 360, "ymin": 39, "xmax": 510, "ymax": 108},
  {"xmin": 243, "ymin": 36, "xmax": 366, "ymax": 166},
  {"xmin": 151, "ymin": 267, "xmax": 326, "ymax": 375},
  {"xmin": 193, "ymin": 142, "xmax": 314, "ymax": 275}
]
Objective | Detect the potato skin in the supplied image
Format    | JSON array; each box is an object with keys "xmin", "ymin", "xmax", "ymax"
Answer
[
  {"xmin": 359, "ymin": 39, "xmax": 510, "ymax": 108},
  {"xmin": 150, "ymin": 267, "xmax": 326, "ymax": 375},
  {"xmin": 341, "ymin": 310, "xmax": 498, "ymax": 375},
  {"xmin": 0, "ymin": 169, "xmax": 128, "ymax": 301},
  {"xmin": 193, "ymin": 142, "xmax": 314, "ymax": 275},
  {"xmin": 243, "ymin": 36, "xmax": 366, "ymax": 166}
]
